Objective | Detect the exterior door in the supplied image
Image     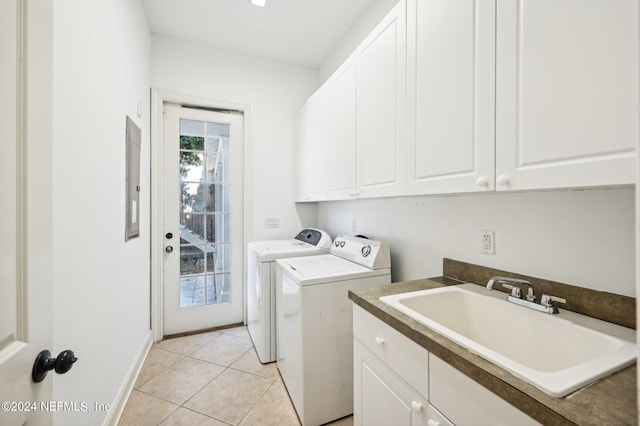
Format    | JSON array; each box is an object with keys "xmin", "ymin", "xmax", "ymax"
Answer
[
  {"xmin": 0, "ymin": 1, "xmax": 53, "ymax": 424},
  {"xmin": 162, "ymin": 104, "xmax": 244, "ymax": 335}
]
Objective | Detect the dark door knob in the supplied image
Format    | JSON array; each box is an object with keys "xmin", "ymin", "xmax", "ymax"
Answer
[{"xmin": 32, "ymin": 349, "xmax": 78, "ymax": 383}]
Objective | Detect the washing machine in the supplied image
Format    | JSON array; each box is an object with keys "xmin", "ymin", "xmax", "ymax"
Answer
[
  {"xmin": 247, "ymin": 228, "xmax": 332, "ymax": 364},
  {"xmin": 275, "ymin": 234, "xmax": 391, "ymax": 426}
]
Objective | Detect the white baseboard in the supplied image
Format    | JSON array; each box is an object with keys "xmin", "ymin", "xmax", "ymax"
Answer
[{"xmin": 102, "ymin": 331, "xmax": 153, "ymax": 426}]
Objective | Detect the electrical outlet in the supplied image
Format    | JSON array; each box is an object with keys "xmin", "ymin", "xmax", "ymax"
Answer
[
  {"xmin": 351, "ymin": 219, "xmax": 357, "ymax": 233},
  {"xmin": 480, "ymin": 230, "xmax": 495, "ymax": 255}
]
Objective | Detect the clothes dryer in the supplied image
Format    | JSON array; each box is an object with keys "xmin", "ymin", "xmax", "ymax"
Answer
[
  {"xmin": 275, "ymin": 235, "xmax": 391, "ymax": 426},
  {"xmin": 247, "ymin": 229, "xmax": 332, "ymax": 363}
]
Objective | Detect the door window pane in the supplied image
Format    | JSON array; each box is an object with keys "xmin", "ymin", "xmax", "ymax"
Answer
[
  {"xmin": 207, "ymin": 274, "xmax": 231, "ymax": 304},
  {"xmin": 214, "ymin": 243, "xmax": 231, "ymax": 273},
  {"xmin": 204, "ymin": 184, "xmax": 230, "ymax": 213},
  {"xmin": 180, "ymin": 245, "xmax": 205, "ymax": 275},
  {"xmin": 208, "ymin": 184, "xmax": 230, "ymax": 212},
  {"xmin": 180, "ymin": 151, "xmax": 204, "ymax": 177},
  {"xmin": 178, "ymin": 119, "xmax": 233, "ymax": 308},
  {"xmin": 180, "ymin": 213, "xmax": 203, "ymax": 242},
  {"xmin": 205, "ymin": 152, "xmax": 230, "ymax": 183},
  {"xmin": 207, "ymin": 213, "xmax": 230, "ymax": 243},
  {"xmin": 180, "ymin": 182, "xmax": 206, "ymax": 214}
]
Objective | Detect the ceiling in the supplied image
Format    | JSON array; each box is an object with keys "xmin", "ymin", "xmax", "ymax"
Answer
[{"xmin": 141, "ymin": 0, "xmax": 376, "ymax": 69}]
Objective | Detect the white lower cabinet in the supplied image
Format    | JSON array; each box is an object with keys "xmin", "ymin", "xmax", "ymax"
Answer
[
  {"xmin": 429, "ymin": 354, "xmax": 539, "ymax": 426},
  {"xmin": 355, "ymin": 339, "xmax": 451, "ymax": 426},
  {"xmin": 353, "ymin": 305, "xmax": 539, "ymax": 426}
]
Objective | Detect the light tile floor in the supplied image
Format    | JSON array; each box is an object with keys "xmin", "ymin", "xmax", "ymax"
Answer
[{"xmin": 119, "ymin": 326, "xmax": 354, "ymax": 426}]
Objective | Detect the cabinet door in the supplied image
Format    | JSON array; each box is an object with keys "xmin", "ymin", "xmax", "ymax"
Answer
[
  {"xmin": 356, "ymin": 1, "xmax": 406, "ymax": 198},
  {"xmin": 294, "ymin": 104, "xmax": 312, "ymax": 201},
  {"xmin": 406, "ymin": 0, "xmax": 496, "ymax": 195},
  {"xmin": 296, "ymin": 90, "xmax": 327, "ymax": 201},
  {"xmin": 429, "ymin": 354, "xmax": 540, "ymax": 426},
  {"xmin": 325, "ymin": 58, "xmax": 357, "ymax": 200},
  {"xmin": 354, "ymin": 340, "xmax": 432, "ymax": 426},
  {"xmin": 354, "ymin": 305, "xmax": 429, "ymax": 397},
  {"xmin": 495, "ymin": 0, "xmax": 639, "ymax": 190}
]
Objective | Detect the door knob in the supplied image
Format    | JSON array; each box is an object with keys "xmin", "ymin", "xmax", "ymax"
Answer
[
  {"xmin": 165, "ymin": 246, "xmax": 174, "ymax": 253},
  {"xmin": 32, "ymin": 349, "xmax": 78, "ymax": 383}
]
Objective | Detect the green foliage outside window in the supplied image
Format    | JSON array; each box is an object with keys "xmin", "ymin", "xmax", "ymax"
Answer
[{"xmin": 179, "ymin": 135, "xmax": 204, "ymax": 174}]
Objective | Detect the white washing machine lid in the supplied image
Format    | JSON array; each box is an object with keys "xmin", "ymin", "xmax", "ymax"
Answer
[
  {"xmin": 249, "ymin": 239, "xmax": 330, "ymax": 262},
  {"xmin": 276, "ymin": 254, "xmax": 390, "ymax": 286}
]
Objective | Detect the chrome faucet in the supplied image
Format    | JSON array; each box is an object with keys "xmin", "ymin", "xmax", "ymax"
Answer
[
  {"xmin": 486, "ymin": 276, "xmax": 536, "ymax": 301},
  {"xmin": 486, "ymin": 276, "xmax": 566, "ymax": 314}
]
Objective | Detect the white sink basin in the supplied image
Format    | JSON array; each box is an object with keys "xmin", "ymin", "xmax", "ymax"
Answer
[{"xmin": 379, "ymin": 284, "xmax": 636, "ymax": 397}]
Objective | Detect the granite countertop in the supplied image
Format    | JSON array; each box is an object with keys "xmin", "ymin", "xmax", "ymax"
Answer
[{"xmin": 348, "ymin": 277, "xmax": 637, "ymax": 426}]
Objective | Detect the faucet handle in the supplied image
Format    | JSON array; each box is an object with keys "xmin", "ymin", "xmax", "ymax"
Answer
[
  {"xmin": 540, "ymin": 294, "xmax": 566, "ymax": 307},
  {"xmin": 501, "ymin": 283, "xmax": 522, "ymax": 299}
]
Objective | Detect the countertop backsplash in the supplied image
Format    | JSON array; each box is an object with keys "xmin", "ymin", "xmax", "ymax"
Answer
[{"xmin": 442, "ymin": 258, "xmax": 636, "ymax": 329}]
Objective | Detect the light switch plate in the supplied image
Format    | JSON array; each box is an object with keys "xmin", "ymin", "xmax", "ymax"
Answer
[{"xmin": 264, "ymin": 217, "xmax": 280, "ymax": 229}]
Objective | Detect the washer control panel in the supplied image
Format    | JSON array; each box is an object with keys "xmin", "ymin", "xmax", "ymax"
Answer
[
  {"xmin": 294, "ymin": 228, "xmax": 332, "ymax": 248},
  {"xmin": 330, "ymin": 234, "xmax": 391, "ymax": 270}
]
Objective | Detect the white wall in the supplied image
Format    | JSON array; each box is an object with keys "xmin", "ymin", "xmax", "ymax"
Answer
[
  {"xmin": 317, "ymin": 187, "xmax": 635, "ymax": 297},
  {"xmin": 51, "ymin": 0, "xmax": 151, "ymax": 424},
  {"xmin": 151, "ymin": 35, "xmax": 319, "ymax": 243}
]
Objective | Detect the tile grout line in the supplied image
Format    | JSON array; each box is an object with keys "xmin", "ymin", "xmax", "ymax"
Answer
[
  {"xmin": 121, "ymin": 327, "xmax": 309, "ymax": 426},
  {"xmin": 133, "ymin": 350, "xmax": 187, "ymax": 390},
  {"xmin": 132, "ymin": 353, "xmax": 254, "ymax": 425},
  {"xmin": 176, "ymin": 345, "xmax": 275, "ymax": 425},
  {"xmin": 202, "ymin": 345, "xmax": 278, "ymax": 425},
  {"xmin": 235, "ymin": 373, "xmax": 282, "ymax": 426},
  {"xmin": 172, "ymin": 406, "xmax": 235, "ymax": 426}
]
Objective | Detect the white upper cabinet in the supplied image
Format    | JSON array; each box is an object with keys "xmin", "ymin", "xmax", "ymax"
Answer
[
  {"xmin": 495, "ymin": 0, "xmax": 639, "ymax": 191},
  {"xmin": 296, "ymin": 58, "xmax": 356, "ymax": 202},
  {"xmin": 356, "ymin": 0, "xmax": 407, "ymax": 199},
  {"xmin": 325, "ymin": 58, "xmax": 357, "ymax": 200},
  {"xmin": 406, "ymin": 0, "xmax": 496, "ymax": 195},
  {"xmin": 295, "ymin": 88, "xmax": 328, "ymax": 202},
  {"xmin": 296, "ymin": 0, "xmax": 638, "ymax": 201},
  {"xmin": 294, "ymin": 103, "xmax": 311, "ymax": 202}
]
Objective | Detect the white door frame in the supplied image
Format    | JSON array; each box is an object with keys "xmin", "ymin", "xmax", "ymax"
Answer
[{"xmin": 150, "ymin": 88, "xmax": 252, "ymax": 341}]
